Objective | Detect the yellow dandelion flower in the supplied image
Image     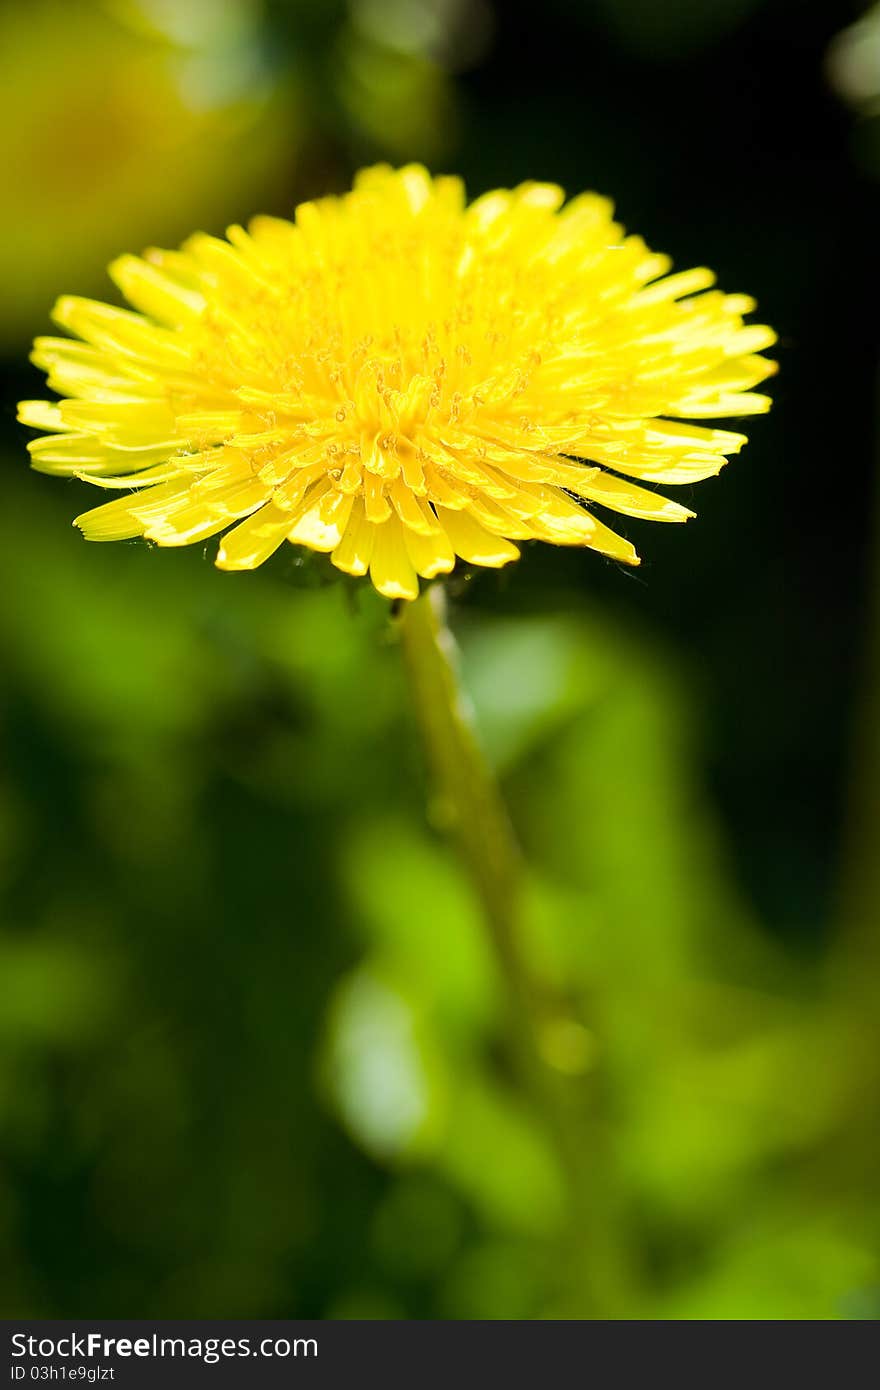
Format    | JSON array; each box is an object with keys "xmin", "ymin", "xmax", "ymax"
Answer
[{"xmin": 19, "ymin": 164, "xmax": 776, "ymax": 601}]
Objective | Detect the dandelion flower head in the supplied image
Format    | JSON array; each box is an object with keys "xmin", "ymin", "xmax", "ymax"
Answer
[{"xmin": 19, "ymin": 165, "xmax": 776, "ymax": 600}]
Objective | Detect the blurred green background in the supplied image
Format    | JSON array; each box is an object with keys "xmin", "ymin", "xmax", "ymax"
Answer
[{"xmin": 2, "ymin": 0, "xmax": 879, "ymax": 1320}]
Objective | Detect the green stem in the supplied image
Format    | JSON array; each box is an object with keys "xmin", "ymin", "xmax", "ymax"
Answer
[
  {"xmin": 397, "ymin": 586, "xmax": 633, "ymax": 1315},
  {"xmin": 397, "ymin": 585, "xmax": 541, "ymax": 1055}
]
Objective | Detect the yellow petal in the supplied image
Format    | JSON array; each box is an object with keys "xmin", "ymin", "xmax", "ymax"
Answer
[
  {"xmin": 205, "ymin": 480, "xmax": 268, "ymax": 521},
  {"xmin": 564, "ymin": 467, "xmax": 694, "ymax": 522},
  {"xmin": 524, "ymin": 490, "xmax": 641, "ymax": 560},
  {"xmin": 461, "ymin": 495, "xmax": 534, "ymax": 540},
  {"xmin": 635, "ymin": 267, "xmax": 716, "ymax": 304},
  {"xmin": 331, "ymin": 498, "xmax": 374, "ymax": 577},
  {"xmin": 598, "ymin": 450, "xmax": 727, "ymax": 485},
  {"xmin": 17, "ymin": 401, "xmax": 66, "ymax": 431},
  {"xmin": 363, "ymin": 470, "xmax": 392, "ymax": 523},
  {"xmin": 216, "ymin": 504, "xmax": 292, "ymax": 570},
  {"xmin": 526, "ymin": 503, "xmax": 595, "ymax": 545},
  {"xmin": 567, "ymin": 511, "xmax": 633, "ymax": 564},
  {"xmin": 109, "ymin": 254, "xmax": 206, "ymax": 325},
  {"xmin": 58, "ymin": 398, "xmax": 177, "ymax": 444},
  {"xmin": 288, "ymin": 486, "xmax": 354, "ymax": 552},
  {"xmin": 76, "ymin": 463, "xmax": 192, "ymax": 490},
  {"xmin": 644, "ymin": 422, "xmax": 747, "ymax": 452},
  {"xmin": 402, "ymin": 518, "xmax": 455, "ymax": 578},
  {"xmin": 175, "ymin": 410, "xmax": 246, "ymax": 439},
  {"xmin": 369, "ymin": 517, "xmax": 420, "ymax": 600},
  {"xmin": 145, "ymin": 504, "xmax": 231, "ymax": 547},
  {"xmin": 272, "ymin": 462, "xmax": 329, "ymax": 513},
  {"xmin": 422, "ymin": 465, "xmax": 467, "ymax": 510},
  {"xmin": 580, "ymin": 513, "xmax": 640, "ymax": 565},
  {"xmin": 668, "ymin": 391, "xmax": 773, "ymax": 418},
  {"xmin": 435, "ymin": 507, "xmax": 520, "ymax": 567},
  {"xmin": 28, "ymin": 434, "xmax": 176, "ymax": 475},
  {"xmin": 127, "ymin": 482, "xmax": 196, "ymax": 524},
  {"xmin": 74, "ymin": 495, "xmax": 145, "ymax": 541},
  {"xmin": 52, "ymin": 296, "xmax": 192, "ymax": 368},
  {"xmin": 390, "ymin": 479, "xmax": 440, "ymax": 534}
]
